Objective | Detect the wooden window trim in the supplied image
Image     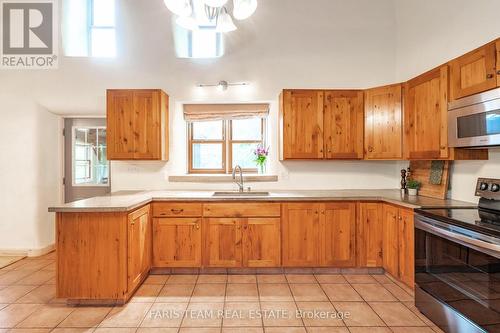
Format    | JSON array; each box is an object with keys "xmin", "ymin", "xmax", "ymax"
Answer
[
  {"xmin": 228, "ymin": 118, "xmax": 266, "ymax": 173},
  {"xmin": 187, "ymin": 122, "xmax": 226, "ymax": 174}
]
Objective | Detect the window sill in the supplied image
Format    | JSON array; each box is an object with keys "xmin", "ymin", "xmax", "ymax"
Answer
[{"xmin": 168, "ymin": 174, "xmax": 278, "ymax": 183}]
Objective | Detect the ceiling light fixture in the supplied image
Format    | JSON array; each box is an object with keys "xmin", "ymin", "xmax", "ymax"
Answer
[
  {"xmin": 216, "ymin": 7, "xmax": 237, "ymax": 33},
  {"xmin": 202, "ymin": 0, "xmax": 228, "ymax": 7},
  {"xmin": 233, "ymin": 0, "xmax": 257, "ymax": 20},
  {"xmin": 197, "ymin": 81, "xmax": 249, "ymax": 91},
  {"xmin": 175, "ymin": 15, "xmax": 199, "ymax": 31},
  {"xmin": 164, "ymin": 0, "xmax": 192, "ymax": 17}
]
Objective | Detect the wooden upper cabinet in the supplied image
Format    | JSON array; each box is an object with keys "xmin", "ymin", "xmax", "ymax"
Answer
[
  {"xmin": 357, "ymin": 202, "xmax": 383, "ymax": 267},
  {"xmin": 204, "ymin": 218, "xmax": 243, "ymax": 268},
  {"xmin": 398, "ymin": 209, "xmax": 414, "ymax": 288},
  {"xmin": 404, "ymin": 66, "xmax": 449, "ymax": 160},
  {"xmin": 497, "ymin": 40, "xmax": 500, "ymax": 86},
  {"xmin": 127, "ymin": 205, "xmax": 151, "ymax": 292},
  {"xmin": 242, "ymin": 218, "xmax": 281, "ymax": 267},
  {"xmin": 450, "ymin": 41, "xmax": 498, "ymax": 101},
  {"xmin": 382, "ymin": 204, "xmax": 399, "ymax": 278},
  {"xmin": 364, "ymin": 84, "xmax": 403, "ymax": 160},
  {"xmin": 320, "ymin": 202, "xmax": 356, "ymax": 267},
  {"xmin": 107, "ymin": 89, "xmax": 169, "ymax": 160},
  {"xmin": 281, "ymin": 203, "xmax": 320, "ymax": 267},
  {"xmin": 280, "ymin": 90, "xmax": 324, "ymax": 159},
  {"xmin": 323, "ymin": 91, "xmax": 364, "ymax": 159}
]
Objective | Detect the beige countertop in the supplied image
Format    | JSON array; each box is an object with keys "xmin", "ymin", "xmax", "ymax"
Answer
[{"xmin": 48, "ymin": 189, "xmax": 476, "ymax": 213}]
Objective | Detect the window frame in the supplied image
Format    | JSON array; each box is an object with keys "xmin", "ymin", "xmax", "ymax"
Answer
[
  {"xmin": 88, "ymin": 0, "xmax": 116, "ymax": 57},
  {"xmin": 187, "ymin": 118, "xmax": 266, "ymax": 174}
]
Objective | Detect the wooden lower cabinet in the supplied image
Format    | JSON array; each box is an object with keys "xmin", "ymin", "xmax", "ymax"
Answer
[
  {"xmin": 398, "ymin": 209, "xmax": 415, "ymax": 288},
  {"xmin": 243, "ymin": 218, "xmax": 281, "ymax": 267},
  {"xmin": 204, "ymin": 218, "xmax": 243, "ymax": 268},
  {"xmin": 357, "ymin": 202, "xmax": 383, "ymax": 267},
  {"xmin": 382, "ymin": 204, "xmax": 400, "ymax": 277},
  {"xmin": 153, "ymin": 217, "xmax": 202, "ymax": 267},
  {"xmin": 127, "ymin": 205, "xmax": 152, "ymax": 292}
]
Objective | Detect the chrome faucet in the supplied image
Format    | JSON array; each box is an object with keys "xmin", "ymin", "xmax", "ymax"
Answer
[{"xmin": 232, "ymin": 165, "xmax": 244, "ymax": 192}]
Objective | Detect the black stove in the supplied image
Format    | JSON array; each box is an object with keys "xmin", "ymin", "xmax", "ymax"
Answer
[{"xmin": 415, "ymin": 178, "xmax": 500, "ymax": 333}]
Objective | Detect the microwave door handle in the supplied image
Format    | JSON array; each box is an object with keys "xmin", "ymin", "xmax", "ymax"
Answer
[{"xmin": 415, "ymin": 219, "xmax": 500, "ymax": 257}]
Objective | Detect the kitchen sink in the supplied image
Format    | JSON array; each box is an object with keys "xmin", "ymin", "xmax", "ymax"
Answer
[{"xmin": 212, "ymin": 191, "xmax": 270, "ymax": 196}]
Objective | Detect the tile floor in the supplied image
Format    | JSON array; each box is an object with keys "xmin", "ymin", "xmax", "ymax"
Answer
[
  {"xmin": 0, "ymin": 257, "xmax": 24, "ymax": 270},
  {"xmin": 0, "ymin": 252, "xmax": 444, "ymax": 333}
]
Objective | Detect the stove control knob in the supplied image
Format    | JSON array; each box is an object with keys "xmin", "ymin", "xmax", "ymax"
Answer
[
  {"xmin": 491, "ymin": 184, "xmax": 500, "ymax": 192},
  {"xmin": 480, "ymin": 182, "xmax": 489, "ymax": 191}
]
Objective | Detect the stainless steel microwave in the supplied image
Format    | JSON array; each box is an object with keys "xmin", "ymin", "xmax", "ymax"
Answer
[{"xmin": 448, "ymin": 88, "xmax": 500, "ymax": 148}]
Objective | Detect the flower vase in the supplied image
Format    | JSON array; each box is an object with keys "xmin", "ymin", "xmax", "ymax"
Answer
[{"xmin": 258, "ymin": 164, "xmax": 266, "ymax": 174}]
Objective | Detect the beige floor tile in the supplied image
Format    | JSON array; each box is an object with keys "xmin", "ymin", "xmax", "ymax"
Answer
[
  {"xmin": 315, "ymin": 275, "xmax": 347, "ymax": 284},
  {"xmin": 0, "ymin": 303, "xmax": 42, "ymax": 328},
  {"xmin": 226, "ymin": 284, "xmax": 258, "ymax": 302},
  {"xmin": 0, "ymin": 271, "xmax": 34, "ymax": 286},
  {"xmin": 390, "ymin": 328, "xmax": 436, "ymax": 333},
  {"xmin": 332, "ymin": 302, "xmax": 385, "ymax": 327},
  {"xmin": 0, "ymin": 285, "xmax": 37, "ymax": 303},
  {"xmin": 94, "ymin": 328, "xmax": 137, "ymax": 333},
  {"xmin": 16, "ymin": 285, "xmax": 56, "ymax": 304},
  {"xmin": 257, "ymin": 275, "xmax": 287, "ymax": 284},
  {"xmin": 383, "ymin": 284, "xmax": 413, "ymax": 302},
  {"xmin": 15, "ymin": 271, "xmax": 54, "ymax": 286},
  {"xmin": 191, "ymin": 284, "xmax": 226, "ymax": 302},
  {"xmin": 140, "ymin": 302, "xmax": 188, "ymax": 327},
  {"xmin": 0, "ymin": 257, "xmax": 25, "ymax": 270},
  {"xmin": 130, "ymin": 284, "xmax": 162, "ymax": 303},
  {"xmin": 0, "ymin": 304, "xmax": 7, "ymax": 310},
  {"xmin": 222, "ymin": 302, "xmax": 261, "ymax": 327},
  {"xmin": 58, "ymin": 307, "xmax": 112, "ymax": 328},
  {"xmin": 369, "ymin": 302, "xmax": 426, "ymax": 327},
  {"xmin": 347, "ymin": 328, "xmax": 392, "ymax": 333},
  {"xmin": 16, "ymin": 304, "xmax": 74, "ymax": 328},
  {"xmin": 166, "ymin": 275, "xmax": 198, "ymax": 284},
  {"xmin": 371, "ymin": 275, "xmax": 394, "ymax": 284},
  {"xmin": 289, "ymin": 284, "xmax": 328, "ymax": 302},
  {"xmin": 305, "ymin": 328, "xmax": 349, "ymax": 333},
  {"xmin": 321, "ymin": 284, "xmax": 363, "ymax": 302},
  {"xmin": 343, "ymin": 275, "xmax": 377, "ymax": 284},
  {"xmin": 227, "ymin": 275, "xmax": 256, "ymax": 284},
  {"xmin": 258, "ymin": 284, "xmax": 293, "ymax": 302},
  {"xmin": 296, "ymin": 302, "xmax": 344, "ymax": 327},
  {"xmin": 7, "ymin": 329, "xmax": 52, "ymax": 333},
  {"xmin": 260, "ymin": 301, "xmax": 302, "ymax": 327},
  {"xmin": 197, "ymin": 275, "xmax": 227, "ymax": 284},
  {"xmin": 144, "ymin": 275, "xmax": 169, "ymax": 285},
  {"xmin": 181, "ymin": 302, "xmax": 224, "ymax": 327},
  {"xmin": 222, "ymin": 328, "xmax": 264, "ymax": 333},
  {"xmin": 14, "ymin": 260, "xmax": 53, "ymax": 272},
  {"xmin": 40, "ymin": 263, "xmax": 56, "ymax": 271},
  {"xmin": 351, "ymin": 284, "xmax": 397, "ymax": 302},
  {"xmin": 0, "ymin": 260, "xmax": 27, "ymax": 271},
  {"xmin": 157, "ymin": 284, "xmax": 195, "ymax": 303},
  {"xmin": 286, "ymin": 275, "xmax": 317, "ymax": 284},
  {"xmin": 51, "ymin": 328, "xmax": 95, "ymax": 333},
  {"xmin": 137, "ymin": 328, "xmax": 178, "ymax": 333},
  {"xmin": 264, "ymin": 327, "xmax": 306, "ymax": 332},
  {"xmin": 99, "ymin": 303, "xmax": 153, "ymax": 328},
  {"xmin": 179, "ymin": 328, "xmax": 221, "ymax": 333},
  {"xmin": 44, "ymin": 278, "xmax": 55, "ymax": 285}
]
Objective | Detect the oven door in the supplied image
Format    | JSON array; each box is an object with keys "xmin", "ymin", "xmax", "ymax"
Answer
[
  {"xmin": 415, "ymin": 215, "xmax": 500, "ymax": 332},
  {"xmin": 448, "ymin": 97, "xmax": 500, "ymax": 148}
]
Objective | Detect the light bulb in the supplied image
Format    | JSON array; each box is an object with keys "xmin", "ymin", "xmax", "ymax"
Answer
[
  {"xmin": 216, "ymin": 9, "xmax": 237, "ymax": 32},
  {"xmin": 233, "ymin": 0, "xmax": 257, "ymax": 20}
]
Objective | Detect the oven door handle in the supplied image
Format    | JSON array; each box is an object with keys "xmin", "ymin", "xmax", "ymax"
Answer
[{"xmin": 415, "ymin": 217, "xmax": 500, "ymax": 257}]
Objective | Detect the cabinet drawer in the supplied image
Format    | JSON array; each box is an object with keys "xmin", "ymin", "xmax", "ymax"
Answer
[
  {"xmin": 152, "ymin": 203, "xmax": 202, "ymax": 217},
  {"xmin": 203, "ymin": 203, "xmax": 281, "ymax": 217}
]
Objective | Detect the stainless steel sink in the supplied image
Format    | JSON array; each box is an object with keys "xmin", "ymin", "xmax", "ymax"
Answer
[{"xmin": 212, "ymin": 191, "xmax": 270, "ymax": 196}]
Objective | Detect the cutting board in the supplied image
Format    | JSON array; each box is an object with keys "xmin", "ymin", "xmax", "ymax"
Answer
[{"xmin": 408, "ymin": 161, "xmax": 451, "ymax": 199}]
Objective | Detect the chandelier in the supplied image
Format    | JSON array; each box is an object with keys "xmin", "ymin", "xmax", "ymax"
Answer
[{"xmin": 164, "ymin": 0, "xmax": 257, "ymax": 33}]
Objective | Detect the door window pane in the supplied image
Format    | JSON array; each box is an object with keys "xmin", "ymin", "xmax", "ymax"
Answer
[
  {"xmin": 192, "ymin": 120, "xmax": 223, "ymax": 140},
  {"xmin": 232, "ymin": 118, "xmax": 262, "ymax": 140},
  {"xmin": 232, "ymin": 143, "xmax": 259, "ymax": 169},
  {"xmin": 73, "ymin": 127, "xmax": 109, "ymax": 185},
  {"xmin": 192, "ymin": 143, "xmax": 223, "ymax": 169}
]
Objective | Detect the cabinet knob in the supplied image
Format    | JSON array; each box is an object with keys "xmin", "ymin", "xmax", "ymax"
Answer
[
  {"xmin": 315, "ymin": 211, "xmax": 319, "ymax": 214},
  {"xmin": 440, "ymin": 146, "xmax": 446, "ymax": 150},
  {"xmin": 487, "ymin": 73, "xmax": 494, "ymax": 79},
  {"xmin": 195, "ymin": 224, "xmax": 200, "ymax": 230},
  {"xmin": 319, "ymin": 149, "xmax": 323, "ymax": 153},
  {"xmin": 368, "ymin": 146, "xmax": 374, "ymax": 152},
  {"xmin": 398, "ymin": 216, "xmax": 402, "ymax": 220},
  {"xmin": 497, "ymin": 70, "xmax": 500, "ymax": 75}
]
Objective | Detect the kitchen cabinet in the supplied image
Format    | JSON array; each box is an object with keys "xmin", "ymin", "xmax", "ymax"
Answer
[
  {"xmin": 320, "ymin": 202, "xmax": 356, "ymax": 267},
  {"xmin": 357, "ymin": 202, "xmax": 383, "ymax": 267},
  {"xmin": 280, "ymin": 90, "xmax": 324, "ymax": 159},
  {"xmin": 127, "ymin": 205, "xmax": 152, "ymax": 292},
  {"xmin": 243, "ymin": 218, "xmax": 281, "ymax": 267},
  {"xmin": 382, "ymin": 204, "xmax": 399, "ymax": 277},
  {"xmin": 204, "ymin": 218, "xmax": 243, "ymax": 268},
  {"xmin": 364, "ymin": 84, "xmax": 403, "ymax": 159},
  {"xmin": 107, "ymin": 89, "xmax": 169, "ymax": 160},
  {"xmin": 450, "ymin": 41, "xmax": 498, "ymax": 101},
  {"xmin": 324, "ymin": 91, "xmax": 364, "ymax": 159},
  {"xmin": 153, "ymin": 217, "xmax": 202, "ymax": 267},
  {"xmin": 398, "ymin": 209, "xmax": 414, "ymax": 288}
]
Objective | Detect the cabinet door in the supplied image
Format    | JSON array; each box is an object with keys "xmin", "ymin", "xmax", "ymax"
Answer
[
  {"xmin": 497, "ymin": 40, "xmax": 500, "ymax": 87},
  {"xmin": 364, "ymin": 85, "xmax": 402, "ymax": 159},
  {"xmin": 450, "ymin": 42, "xmax": 497, "ymax": 100},
  {"xmin": 204, "ymin": 218, "xmax": 242, "ymax": 267},
  {"xmin": 382, "ymin": 205, "xmax": 399, "ymax": 277},
  {"xmin": 127, "ymin": 205, "xmax": 151, "ymax": 292},
  {"xmin": 242, "ymin": 218, "xmax": 281, "ymax": 267},
  {"xmin": 282, "ymin": 203, "xmax": 320, "ymax": 267},
  {"xmin": 323, "ymin": 91, "xmax": 364, "ymax": 159},
  {"xmin": 107, "ymin": 90, "xmax": 135, "ymax": 159},
  {"xmin": 153, "ymin": 218, "xmax": 201, "ymax": 267},
  {"xmin": 398, "ymin": 209, "xmax": 414, "ymax": 289},
  {"xmin": 320, "ymin": 202, "xmax": 356, "ymax": 267},
  {"xmin": 133, "ymin": 90, "xmax": 161, "ymax": 159},
  {"xmin": 281, "ymin": 90, "xmax": 324, "ymax": 159},
  {"xmin": 357, "ymin": 203, "xmax": 383, "ymax": 267},
  {"xmin": 404, "ymin": 66, "xmax": 449, "ymax": 160}
]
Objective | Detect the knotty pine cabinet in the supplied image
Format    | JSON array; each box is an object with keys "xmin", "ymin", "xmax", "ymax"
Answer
[
  {"xmin": 127, "ymin": 205, "xmax": 152, "ymax": 292},
  {"xmin": 357, "ymin": 202, "xmax": 384, "ymax": 267},
  {"xmin": 279, "ymin": 89, "xmax": 364, "ymax": 160},
  {"xmin": 107, "ymin": 89, "xmax": 169, "ymax": 160},
  {"xmin": 382, "ymin": 204, "xmax": 400, "ymax": 278},
  {"xmin": 364, "ymin": 84, "xmax": 403, "ymax": 160},
  {"xmin": 282, "ymin": 202, "xmax": 356, "ymax": 267},
  {"xmin": 450, "ymin": 41, "xmax": 499, "ymax": 101}
]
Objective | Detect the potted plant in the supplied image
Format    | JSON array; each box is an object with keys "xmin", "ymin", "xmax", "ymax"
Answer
[
  {"xmin": 254, "ymin": 145, "xmax": 269, "ymax": 174},
  {"xmin": 407, "ymin": 179, "xmax": 421, "ymax": 196}
]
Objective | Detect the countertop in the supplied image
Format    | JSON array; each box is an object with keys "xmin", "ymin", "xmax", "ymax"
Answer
[{"xmin": 48, "ymin": 189, "xmax": 477, "ymax": 213}]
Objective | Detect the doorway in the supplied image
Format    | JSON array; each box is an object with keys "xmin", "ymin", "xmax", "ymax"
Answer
[{"xmin": 64, "ymin": 118, "xmax": 111, "ymax": 203}]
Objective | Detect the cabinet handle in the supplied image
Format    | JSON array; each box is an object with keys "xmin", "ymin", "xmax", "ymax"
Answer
[
  {"xmin": 497, "ymin": 70, "xmax": 500, "ymax": 75},
  {"xmin": 487, "ymin": 73, "xmax": 494, "ymax": 79},
  {"xmin": 237, "ymin": 226, "xmax": 241, "ymax": 230},
  {"xmin": 368, "ymin": 146, "xmax": 374, "ymax": 152},
  {"xmin": 170, "ymin": 209, "xmax": 184, "ymax": 214},
  {"xmin": 398, "ymin": 216, "xmax": 402, "ymax": 220},
  {"xmin": 131, "ymin": 221, "xmax": 135, "ymax": 226},
  {"xmin": 440, "ymin": 146, "xmax": 446, "ymax": 150},
  {"xmin": 195, "ymin": 223, "xmax": 200, "ymax": 230}
]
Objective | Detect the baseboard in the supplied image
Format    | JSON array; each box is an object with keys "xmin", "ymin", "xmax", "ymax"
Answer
[{"xmin": 0, "ymin": 243, "xmax": 55, "ymax": 257}]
